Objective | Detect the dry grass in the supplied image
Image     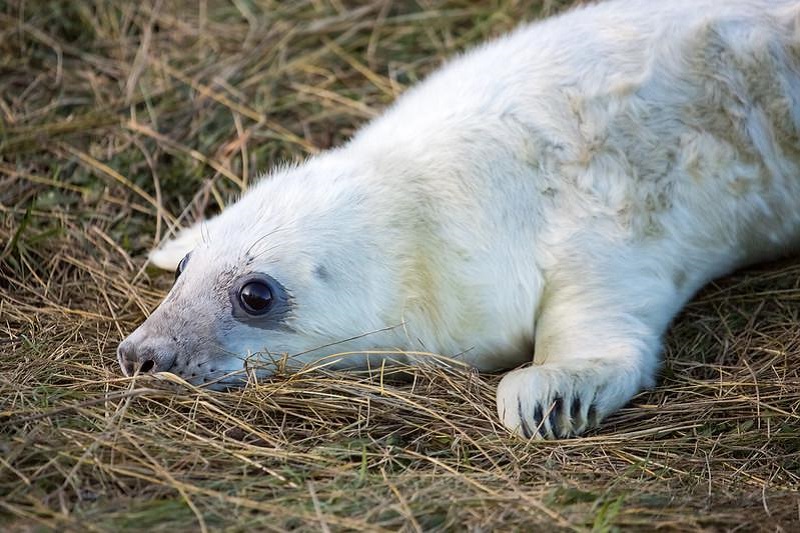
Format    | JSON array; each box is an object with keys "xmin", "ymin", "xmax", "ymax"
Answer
[{"xmin": 1, "ymin": 0, "xmax": 799, "ymax": 531}]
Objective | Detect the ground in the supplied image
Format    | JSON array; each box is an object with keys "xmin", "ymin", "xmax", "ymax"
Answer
[{"xmin": 1, "ymin": 1, "xmax": 799, "ymax": 531}]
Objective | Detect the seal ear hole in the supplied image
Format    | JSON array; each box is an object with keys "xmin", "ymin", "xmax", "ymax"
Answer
[
  {"xmin": 140, "ymin": 360, "xmax": 155, "ymax": 373},
  {"xmin": 314, "ymin": 264, "xmax": 329, "ymax": 281}
]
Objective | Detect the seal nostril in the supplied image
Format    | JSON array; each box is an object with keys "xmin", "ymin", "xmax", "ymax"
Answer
[{"xmin": 140, "ymin": 360, "xmax": 155, "ymax": 373}]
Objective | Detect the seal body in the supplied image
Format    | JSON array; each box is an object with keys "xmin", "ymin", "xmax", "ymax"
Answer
[{"xmin": 118, "ymin": 0, "xmax": 800, "ymax": 438}]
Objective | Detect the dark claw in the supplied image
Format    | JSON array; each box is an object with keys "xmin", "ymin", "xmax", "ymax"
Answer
[
  {"xmin": 532, "ymin": 403, "xmax": 544, "ymax": 433},
  {"xmin": 548, "ymin": 395, "xmax": 563, "ymax": 437},
  {"xmin": 518, "ymin": 398, "xmax": 533, "ymax": 438},
  {"xmin": 587, "ymin": 403, "xmax": 598, "ymax": 427},
  {"xmin": 553, "ymin": 395, "xmax": 564, "ymax": 416},
  {"xmin": 570, "ymin": 395, "xmax": 581, "ymax": 419}
]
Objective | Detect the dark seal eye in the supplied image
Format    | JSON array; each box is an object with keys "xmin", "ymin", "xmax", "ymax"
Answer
[
  {"xmin": 175, "ymin": 253, "xmax": 191, "ymax": 281},
  {"xmin": 229, "ymin": 273, "xmax": 289, "ymax": 325},
  {"xmin": 239, "ymin": 281, "xmax": 273, "ymax": 315}
]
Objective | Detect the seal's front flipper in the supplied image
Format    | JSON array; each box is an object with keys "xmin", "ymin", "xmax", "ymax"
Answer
[
  {"xmin": 495, "ymin": 275, "xmax": 665, "ymax": 439},
  {"xmin": 496, "ymin": 360, "xmax": 646, "ymax": 438},
  {"xmin": 148, "ymin": 219, "xmax": 215, "ymax": 271}
]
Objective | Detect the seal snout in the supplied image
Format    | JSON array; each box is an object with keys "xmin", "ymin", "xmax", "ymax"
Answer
[{"xmin": 117, "ymin": 335, "xmax": 178, "ymax": 377}]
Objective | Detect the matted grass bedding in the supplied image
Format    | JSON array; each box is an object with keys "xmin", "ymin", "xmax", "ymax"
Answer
[{"xmin": 1, "ymin": 1, "xmax": 798, "ymax": 530}]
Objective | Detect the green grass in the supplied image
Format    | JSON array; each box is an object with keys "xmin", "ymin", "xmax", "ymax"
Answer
[{"xmin": 1, "ymin": 0, "xmax": 799, "ymax": 531}]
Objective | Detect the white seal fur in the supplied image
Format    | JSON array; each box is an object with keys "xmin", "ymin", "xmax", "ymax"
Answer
[{"xmin": 119, "ymin": 0, "xmax": 800, "ymax": 438}]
